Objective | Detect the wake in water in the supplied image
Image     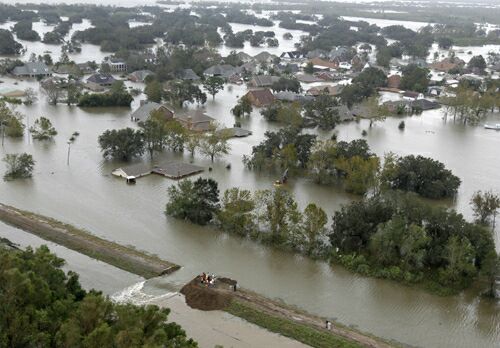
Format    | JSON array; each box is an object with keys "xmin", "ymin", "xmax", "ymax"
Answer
[{"xmin": 111, "ymin": 281, "xmax": 177, "ymax": 305}]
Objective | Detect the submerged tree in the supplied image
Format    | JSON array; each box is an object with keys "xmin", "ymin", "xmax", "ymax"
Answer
[
  {"xmin": 231, "ymin": 95, "xmax": 253, "ymax": 117},
  {"xmin": 166, "ymin": 178, "xmax": 220, "ymax": 225},
  {"xmin": 3, "ymin": 153, "xmax": 35, "ymax": 180},
  {"xmin": 470, "ymin": 190, "xmax": 500, "ymax": 227},
  {"xmin": 98, "ymin": 128, "xmax": 145, "ymax": 161},
  {"xmin": 29, "ymin": 117, "xmax": 57, "ymax": 140},
  {"xmin": 199, "ymin": 127, "xmax": 231, "ymax": 162},
  {"xmin": 202, "ymin": 76, "xmax": 225, "ymax": 100}
]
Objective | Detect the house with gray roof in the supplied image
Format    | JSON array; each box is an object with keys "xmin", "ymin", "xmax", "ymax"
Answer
[
  {"xmin": 178, "ymin": 69, "xmax": 200, "ymax": 81},
  {"xmin": 236, "ymin": 52, "xmax": 253, "ymax": 63},
  {"xmin": 86, "ymin": 73, "xmax": 116, "ymax": 87},
  {"xmin": 275, "ymin": 91, "xmax": 314, "ymax": 104},
  {"xmin": 253, "ymin": 51, "xmax": 277, "ymax": 64},
  {"xmin": 12, "ymin": 62, "xmax": 52, "ymax": 78},
  {"xmin": 328, "ymin": 47, "xmax": 349, "ymax": 60},
  {"xmin": 128, "ymin": 70, "xmax": 153, "ymax": 83},
  {"xmin": 130, "ymin": 101, "xmax": 174, "ymax": 122},
  {"xmin": 248, "ymin": 75, "xmax": 280, "ymax": 88},
  {"xmin": 175, "ymin": 110, "xmax": 215, "ymax": 132},
  {"xmin": 203, "ymin": 64, "xmax": 237, "ymax": 78}
]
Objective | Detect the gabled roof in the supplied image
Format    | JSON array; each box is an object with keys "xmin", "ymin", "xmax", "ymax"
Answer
[
  {"xmin": 280, "ymin": 51, "xmax": 304, "ymax": 59},
  {"xmin": 246, "ymin": 89, "xmax": 275, "ymax": 105},
  {"xmin": 203, "ymin": 64, "xmax": 237, "ymax": 78},
  {"xmin": 250, "ymin": 75, "xmax": 280, "ymax": 87},
  {"xmin": 12, "ymin": 62, "xmax": 51, "ymax": 76},
  {"xmin": 253, "ymin": 51, "xmax": 277, "ymax": 62},
  {"xmin": 130, "ymin": 101, "xmax": 161, "ymax": 122},
  {"xmin": 275, "ymin": 91, "xmax": 314, "ymax": 103},
  {"xmin": 87, "ymin": 73, "xmax": 116, "ymax": 85},
  {"xmin": 179, "ymin": 69, "xmax": 200, "ymax": 80},
  {"xmin": 309, "ymin": 58, "xmax": 338, "ymax": 69},
  {"xmin": 295, "ymin": 73, "xmax": 323, "ymax": 83},
  {"xmin": 175, "ymin": 109, "xmax": 215, "ymax": 131},
  {"xmin": 129, "ymin": 70, "xmax": 153, "ymax": 82}
]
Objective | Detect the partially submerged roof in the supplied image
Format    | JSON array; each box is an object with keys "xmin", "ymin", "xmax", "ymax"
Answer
[
  {"xmin": 112, "ymin": 162, "xmax": 204, "ymax": 180},
  {"xmin": 130, "ymin": 101, "xmax": 161, "ymax": 122},
  {"xmin": 219, "ymin": 127, "xmax": 252, "ymax": 138}
]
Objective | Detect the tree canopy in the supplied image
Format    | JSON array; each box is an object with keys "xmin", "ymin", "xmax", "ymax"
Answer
[{"xmin": 0, "ymin": 245, "xmax": 197, "ymax": 348}]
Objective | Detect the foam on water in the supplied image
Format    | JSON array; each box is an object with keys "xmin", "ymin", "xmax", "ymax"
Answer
[{"xmin": 111, "ymin": 281, "xmax": 177, "ymax": 306}]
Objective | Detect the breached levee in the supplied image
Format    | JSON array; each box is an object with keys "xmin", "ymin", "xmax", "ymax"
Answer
[
  {"xmin": 0, "ymin": 203, "xmax": 179, "ymax": 278},
  {"xmin": 181, "ymin": 276, "xmax": 395, "ymax": 348}
]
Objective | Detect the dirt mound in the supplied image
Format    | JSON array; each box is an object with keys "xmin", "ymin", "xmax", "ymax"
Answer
[{"xmin": 180, "ymin": 277, "xmax": 232, "ymax": 311}]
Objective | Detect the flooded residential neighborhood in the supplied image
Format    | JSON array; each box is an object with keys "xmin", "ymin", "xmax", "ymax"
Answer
[{"xmin": 0, "ymin": 1, "xmax": 499, "ymax": 347}]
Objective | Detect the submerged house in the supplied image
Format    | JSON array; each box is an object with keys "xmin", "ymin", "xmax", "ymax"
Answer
[
  {"xmin": 112, "ymin": 162, "xmax": 204, "ymax": 181},
  {"xmin": 130, "ymin": 101, "xmax": 175, "ymax": 122},
  {"xmin": 178, "ymin": 69, "xmax": 200, "ymax": 81},
  {"xmin": 203, "ymin": 64, "xmax": 237, "ymax": 78},
  {"xmin": 86, "ymin": 73, "xmax": 116, "ymax": 88},
  {"xmin": 128, "ymin": 70, "xmax": 153, "ymax": 82},
  {"xmin": 12, "ymin": 62, "xmax": 52, "ymax": 78},
  {"xmin": 103, "ymin": 57, "xmax": 127, "ymax": 72},
  {"xmin": 248, "ymin": 75, "xmax": 280, "ymax": 88},
  {"xmin": 244, "ymin": 89, "xmax": 275, "ymax": 107},
  {"xmin": 175, "ymin": 110, "xmax": 215, "ymax": 132}
]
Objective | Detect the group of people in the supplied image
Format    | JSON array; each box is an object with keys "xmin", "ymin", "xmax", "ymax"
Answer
[{"xmin": 200, "ymin": 272, "xmax": 216, "ymax": 286}]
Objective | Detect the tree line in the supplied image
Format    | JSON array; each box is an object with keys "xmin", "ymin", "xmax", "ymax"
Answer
[
  {"xmin": 0, "ymin": 244, "xmax": 198, "ymax": 347},
  {"xmin": 244, "ymin": 129, "xmax": 461, "ymax": 198},
  {"xmin": 165, "ymin": 178, "xmax": 499, "ymax": 295}
]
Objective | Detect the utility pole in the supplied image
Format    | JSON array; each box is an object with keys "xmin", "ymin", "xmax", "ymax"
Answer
[{"xmin": 67, "ymin": 141, "xmax": 71, "ymax": 165}]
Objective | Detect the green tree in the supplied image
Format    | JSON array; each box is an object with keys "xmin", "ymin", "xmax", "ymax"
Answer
[
  {"xmin": 467, "ymin": 55, "xmax": 486, "ymax": 74},
  {"xmin": 439, "ymin": 236, "xmax": 476, "ymax": 287},
  {"xmin": 202, "ymin": 76, "xmax": 225, "ymax": 100},
  {"xmin": 165, "ymin": 81, "xmax": 206, "ymax": 107},
  {"xmin": 3, "ymin": 153, "xmax": 35, "ymax": 180},
  {"xmin": 29, "ymin": 116, "xmax": 57, "ymax": 140},
  {"xmin": 217, "ymin": 188, "xmax": 256, "ymax": 236},
  {"xmin": 304, "ymin": 94, "xmax": 340, "ymax": 130},
  {"xmin": 144, "ymin": 79, "xmax": 163, "ymax": 103},
  {"xmin": 0, "ymin": 102, "xmax": 25, "ymax": 138},
  {"xmin": 336, "ymin": 155, "xmax": 380, "ymax": 195},
  {"xmin": 185, "ymin": 132, "xmax": 202, "ymax": 157},
  {"xmin": 304, "ymin": 61, "xmax": 314, "ymax": 74},
  {"xmin": 254, "ymin": 188, "xmax": 302, "ymax": 244},
  {"xmin": 0, "ymin": 29, "xmax": 23, "ymax": 54},
  {"xmin": 98, "ymin": 128, "xmax": 145, "ymax": 161},
  {"xmin": 166, "ymin": 178, "xmax": 220, "ymax": 225},
  {"xmin": 302, "ymin": 203, "xmax": 327, "ymax": 254},
  {"xmin": 199, "ymin": 128, "xmax": 231, "ymax": 162},
  {"xmin": 379, "ymin": 154, "xmax": 461, "ymax": 199},
  {"xmin": 0, "ymin": 246, "xmax": 197, "ymax": 348},
  {"xmin": 232, "ymin": 95, "xmax": 253, "ymax": 117},
  {"xmin": 139, "ymin": 115, "xmax": 167, "ymax": 159},
  {"xmin": 400, "ymin": 64, "xmax": 430, "ymax": 92},
  {"xmin": 470, "ymin": 190, "xmax": 500, "ymax": 226},
  {"xmin": 437, "ymin": 37, "xmax": 453, "ymax": 49},
  {"xmin": 481, "ymin": 249, "xmax": 499, "ymax": 298}
]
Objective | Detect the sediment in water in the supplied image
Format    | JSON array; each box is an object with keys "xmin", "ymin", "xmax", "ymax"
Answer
[{"xmin": 0, "ymin": 203, "xmax": 179, "ymax": 278}]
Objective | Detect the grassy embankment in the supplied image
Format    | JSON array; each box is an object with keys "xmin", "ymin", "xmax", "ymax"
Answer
[
  {"xmin": 0, "ymin": 203, "xmax": 179, "ymax": 278},
  {"xmin": 226, "ymin": 301, "xmax": 364, "ymax": 348}
]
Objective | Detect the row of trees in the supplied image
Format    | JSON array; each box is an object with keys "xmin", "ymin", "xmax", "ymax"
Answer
[
  {"xmin": 98, "ymin": 114, "xmax": 230, "ymax": 162},
  {"xmin": 244, "ymin": 129, "xmax": 461, "ymax": 198},
  {"xmin": 0, "ymin": 245, "xmax": 197, "ymax": 347},
  {"xmin": 331, "ymin": 191, "xmax": 498, "ymax": 294},
  {"xmin": 165, "ymin": 178, "xmax": 499, "ymax": 294}
]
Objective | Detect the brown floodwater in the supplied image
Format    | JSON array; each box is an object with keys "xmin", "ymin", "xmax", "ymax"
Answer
[
  {"xmin": 0, "ymin": 78, "xmax": 498, "ymax": 348},
  {"xmin": 0, "ymin": 6, "xmax": 500, "ymax": 347}
]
